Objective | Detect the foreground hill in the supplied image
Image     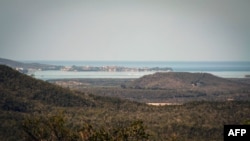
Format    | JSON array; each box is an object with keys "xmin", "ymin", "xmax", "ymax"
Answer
[
  {"xmin": 0, "ymin": 65, "xmax": 250, "ymax": 141},
  {"xmin": 0, "ymin": 65, "xmax": 148, "ymax": 140},
  {"xmin": 0, "ymin": 65, "xmax": 95, "ymax": 110},
  {"xmin": 126, "ymin": 72, "xmax": 249, "ymax": 90}
]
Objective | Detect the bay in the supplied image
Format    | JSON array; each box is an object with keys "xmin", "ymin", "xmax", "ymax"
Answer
[
  {"xmin": 25, "ymin": 61, "xmax": 250, "ymax": 71},
  {"xmin": 33, "ymin": 71, "xmax": 157, "ymax": 80},
  {"xmin": 25, "ymin": 61, "xmax": 250, "ymax": 80}
]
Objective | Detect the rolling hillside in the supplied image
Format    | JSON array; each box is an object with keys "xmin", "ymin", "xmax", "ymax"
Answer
[
  {"xmin": 0, "ymin": 65, "xmax": 146, "ymax": 140},
  {"xmin": 0, "ymin": 65, "xmax": 95, "ymax": 109},
  {"xmin": 0, "ymin": 65, "xmax": 250, "ymax": 141}
]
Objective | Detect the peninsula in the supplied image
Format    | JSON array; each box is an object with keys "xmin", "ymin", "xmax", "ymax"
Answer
[{"xmin": 0, "ymin": 58, "xmax": 173, "ymax": 73}]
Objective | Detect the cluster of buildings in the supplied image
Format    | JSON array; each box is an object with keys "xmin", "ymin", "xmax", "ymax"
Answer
[{"xmin": 60, "ymin": 65, "xmax": 173, "ymax": 72}]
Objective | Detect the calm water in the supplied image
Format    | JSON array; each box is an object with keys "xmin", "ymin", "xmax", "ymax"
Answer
[
  {"xmin": 26, "ymin": 61, "xmax": 250, "ymax": 71},
  {"xmin": 33, "ymin": 71, "xmax": 157, "ymax": 80},
  {"xmin": 25, "ymin": 61, "xmax": 250, "ymax": 80}
]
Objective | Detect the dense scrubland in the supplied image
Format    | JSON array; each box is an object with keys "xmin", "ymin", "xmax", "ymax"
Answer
[
  {"xmin": 1, "ymin": 65, "xmax": 250, "ymax": 141},
  {"xmin": 49, "ymin": 72, "xmax": 250, "ymax": 103}
]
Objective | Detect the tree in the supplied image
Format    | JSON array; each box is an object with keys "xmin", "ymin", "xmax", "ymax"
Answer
[
  {"xmin": 22, "ymin": 113, "xmax": 149, "ymax": 141},
  {"xmin": 22, "ymin": 113, "xmax": 78, "ymax": 141}
]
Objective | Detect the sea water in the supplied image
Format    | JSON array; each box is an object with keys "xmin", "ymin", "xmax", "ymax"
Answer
[{"xmin": 25, "ymin": 61, "xmax": 250, "ymax": 80}]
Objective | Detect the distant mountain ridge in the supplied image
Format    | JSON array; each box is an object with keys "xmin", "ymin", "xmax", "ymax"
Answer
[{"xmin": 0, "ymin": 58, "xmax": 61, "ymax": 71}]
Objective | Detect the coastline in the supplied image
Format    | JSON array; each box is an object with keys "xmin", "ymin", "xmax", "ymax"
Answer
[
  {"xmin": 27, "ymin": 61, "xmax": 250, "ymax": 80},
  {"xmin": 33, "ymin": 70, "xmax": 250, "ymax": 80}
]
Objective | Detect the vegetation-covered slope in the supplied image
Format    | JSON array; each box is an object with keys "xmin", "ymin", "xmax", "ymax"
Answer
[
  {"xmin": 0, "ymin": 65, "xmax": 95, "ymax": 109},
  {"xmin": 0, "ymin": 65, "xmax": 250, "ymax": 141},
  {"xmin": 73, "ymin": 72, "xmax": 248, "ymax": 103}
]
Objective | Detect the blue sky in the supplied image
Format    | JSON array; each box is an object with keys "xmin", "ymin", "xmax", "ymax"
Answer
[{"xmin": 0, "ymin": 0, "xmax": 250, "ymax": 61}]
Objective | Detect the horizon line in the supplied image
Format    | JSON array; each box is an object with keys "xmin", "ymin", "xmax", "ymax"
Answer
[{"xmin": 1, "ymin": 57, "xmax": 250, "ymax": 63}]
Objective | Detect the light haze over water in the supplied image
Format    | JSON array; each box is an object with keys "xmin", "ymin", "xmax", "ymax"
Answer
[{"xmin": 28, "ymin": 61, "xmax": 250, "ymax": 80}]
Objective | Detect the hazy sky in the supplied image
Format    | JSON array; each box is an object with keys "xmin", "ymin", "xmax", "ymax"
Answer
[{"xmin": 0, "ymin": 0, "xmax": 250, "ymax": 61}]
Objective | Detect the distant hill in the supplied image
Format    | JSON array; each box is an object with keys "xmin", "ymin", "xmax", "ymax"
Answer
[
  {"xmin": 125, "ymin": 72, "xmax": 248, "ymax": 91},
  {"xmin": 0, "ymin": 58, "xmax": 62, "ymax": 71}
]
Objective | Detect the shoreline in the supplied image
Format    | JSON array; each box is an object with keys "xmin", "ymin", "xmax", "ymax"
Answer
[{"xmin": 33, "ymin": 70, "xmax": 250, "ymax": 80}]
